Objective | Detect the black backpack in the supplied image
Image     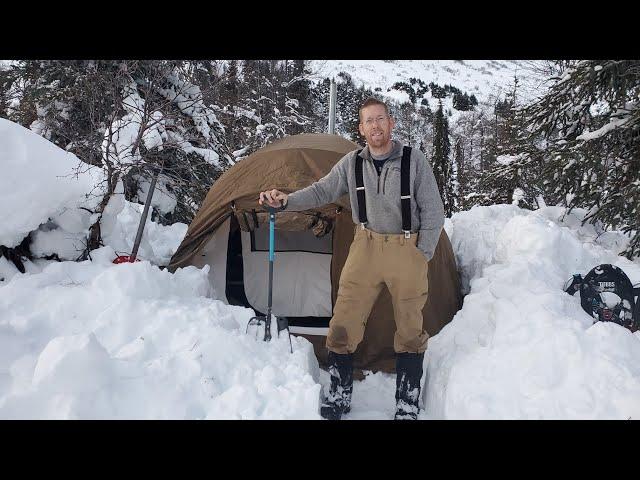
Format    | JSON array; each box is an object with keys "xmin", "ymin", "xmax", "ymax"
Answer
[{"xmin": 564, "ymin": 264, "xmax": 639, "ymax": 332}]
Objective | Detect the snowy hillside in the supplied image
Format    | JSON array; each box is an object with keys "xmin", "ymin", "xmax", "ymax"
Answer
[{"xmin": 310, "ymin": 60, "xmax": 547, "ymax": 106}]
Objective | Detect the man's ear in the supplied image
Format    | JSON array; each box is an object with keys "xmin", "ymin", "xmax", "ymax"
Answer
[{"xmin": 358, "ymin": 123, "xmax": 364, "ymax": 137}]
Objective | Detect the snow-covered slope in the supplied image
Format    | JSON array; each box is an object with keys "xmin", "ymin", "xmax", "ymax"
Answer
[{"xmin": 310, "ymin": 59, "xmax": 546, "ymax": 106}]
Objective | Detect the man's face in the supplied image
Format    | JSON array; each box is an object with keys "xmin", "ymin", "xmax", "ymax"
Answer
[{"xmin": 359, "ymin": 104, "xmax": 395, "ymax": 150}]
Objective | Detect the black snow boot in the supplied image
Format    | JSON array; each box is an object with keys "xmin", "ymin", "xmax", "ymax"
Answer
[
  {"xmin": 394, "ymin": 352, "xmax": 425, "ymax": 420},
  {"xmin": 320, "ymin": 351, "xmax": 353, "ymax": 420}
]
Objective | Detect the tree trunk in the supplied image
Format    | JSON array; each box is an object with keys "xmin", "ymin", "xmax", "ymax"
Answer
[{"xmin": 83, "ymin": 169, "xmax": 120, "ymax": 259}]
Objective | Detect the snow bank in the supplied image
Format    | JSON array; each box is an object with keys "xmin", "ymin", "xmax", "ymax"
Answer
[
  {"xmin": 0, "ymin": 118, "xmax": 185, "ymax": 265},
  {"xmin": 0, "ymin": 246, "xmax": 320, "ymax": 419},
  {"xmin": 0, "ymin": 118, "xmax": 100, "ymax": 249},
  {"xmin": 426, "ymin": 205, "xmax": 640, "ymax": 419}
]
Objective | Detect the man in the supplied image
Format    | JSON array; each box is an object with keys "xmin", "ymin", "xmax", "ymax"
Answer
[{"xmin": 259, "ymin": 98, "xmax": 445, "ymax": 420}]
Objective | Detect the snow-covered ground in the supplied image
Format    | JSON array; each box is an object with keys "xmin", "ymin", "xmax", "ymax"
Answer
[
  {"xmin": 2, "ymin": 118, "xmax": 640, "ymax": 419},
  {"xmin": 2, "ymin": 204, "xmax": 639, "ymax": 419},
  {"xmin": 0, "ymin": 247, "xmax": 320, "ymax": 419}
]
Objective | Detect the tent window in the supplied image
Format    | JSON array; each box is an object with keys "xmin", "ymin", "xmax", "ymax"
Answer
[{"xmin": 250, "ymin": 228, "xmax": 332, "ymax": 254}]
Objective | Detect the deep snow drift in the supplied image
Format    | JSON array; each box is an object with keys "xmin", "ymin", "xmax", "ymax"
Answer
[
  {"xmin": 2, "ymin": 205, "xmax": 639, "ymax": 419},
  {"xmin": 0, "ymin": 247, "xmax": 320, "ymax": 419},
  {"xmin": 420, "ymin": 205, "xmax": 640, "ymax": 420},
  {"xmin": 0, "ymin": 117, "xmax": 101, "ymax": 250}
]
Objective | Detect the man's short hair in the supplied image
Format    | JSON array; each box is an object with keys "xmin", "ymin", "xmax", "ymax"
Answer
[{"xmin": 359, "ymin": 97, "xmax": 390, "ymax": 122}]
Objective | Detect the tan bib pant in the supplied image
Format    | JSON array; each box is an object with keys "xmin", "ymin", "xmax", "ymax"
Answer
[{"xmin": 326, "ymin": 227, "xmax": 429, "ymax": 355}]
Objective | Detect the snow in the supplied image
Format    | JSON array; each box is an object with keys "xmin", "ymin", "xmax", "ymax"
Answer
[
  {"xmin": 0, "ymin": 247, "xmax": 320, "ymax": 419},
  {"xmin": 422, "ymin": 205, "xmax": 640, "ymax": 419},
  {"xmin": 156, "ymin": 72, "xmax": 223, "ymax": 143},
  {"xmin": 98, "ymin": 187, "xmax": 187, "ymax": 266},
  {"xmin": 0, "ymin": 256, "xmax": 20, "ymax": 283},
  {"xmin": 310, "ymin": 60, "xmax": 547, "ymax": 112},
  {"xmin": 165, "ymin": 130, "xmax": 222, "ymax": 168},
  {"xmin": 0, "ymin": 118, "xmax": 183, "ymax": 264},
  {"xmin": 142, "ymin": 111, "xmax": 167, "ymax": 151},
  {"xmin": 3, "ymin": 202, "xmax": 639, "ymax": 419},
  {"xmin": 103, "ymin": 84, "xmax": 169, "ymax": 168},
  {"xmin": 135, "ymin": 174, "xmax": 177, "ymax": 216},
  {"xmin": 0, "ymin": 118, "xmax": 100, "ymax": 248},
  {"xmin": 576, "ymin": 109, "xmax": 634, "ymax": 141},
  {"xmin": 496, "ymin": 154, "xmax": 521, "ymax": 166}
]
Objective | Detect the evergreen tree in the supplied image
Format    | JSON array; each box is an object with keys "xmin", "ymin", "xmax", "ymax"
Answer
[
  {"xmin": 429, "ymin": 83, "xmax": 447, "ymax": 99},
  {"xmin": 285, "ymin": 60, "xmax": 315, "ymax": 135},
  {"xmin": 388, "ymin": 78, "xmax": 432, "ymax": 149},
  {"xmin": 311, "ymin": 77, "xmax": 331, "ymax": 133},
  {"xmin": 432, "ymin": 101, "xmax": 455, "ymax": 216},
  {"xmin": 218, "ymin": 60, "xmax": 240, "ymax": 147},
  {"xmin": 453, "ymin": 139, "xmax": 471, "ymax": 210},
  {"xmin": 336, "ymin": 72, "xmax": 368, "ymax": 143},
  {"xmin": 519, "ymin": 60, "xmax": 640, "ymax": 258},
  {"xmin": 0, "ymin": 63, "xmax": 14, "ymax": 118},
  {"xmin": 475, "ymin": 75, "xmax": 542, "ymax": 208},
  {"xmin": 230, "ymin": 60, "xmax": 315, "ymax": 154},
  {"xmin": 453, "ymin": 92, "xmax": 475, "ymax": 111},
  {"xmin": 389, "ymin": 78, "xmax": 428, "ymax": 104}
]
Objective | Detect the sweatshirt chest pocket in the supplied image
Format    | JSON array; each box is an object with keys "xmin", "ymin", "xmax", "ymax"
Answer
[{"xmin": 382, "ymin": 166, "xmax": 402, "ymax": 196}]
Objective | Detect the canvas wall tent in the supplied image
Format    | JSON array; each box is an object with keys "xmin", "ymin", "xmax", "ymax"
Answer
[{"xmin": 168, "ymin": 133, "xmax": 462, "ymax": 373}]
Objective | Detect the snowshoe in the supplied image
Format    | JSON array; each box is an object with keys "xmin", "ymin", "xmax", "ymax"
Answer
[{"xmin": 564, "ymin": 264, "xmax": 639, "ymax": 331}]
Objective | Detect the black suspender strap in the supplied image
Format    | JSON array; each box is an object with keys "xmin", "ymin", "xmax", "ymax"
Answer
[
  {"xmin": 400, "ymin": 146, "xmax": 412, "ymax": 238},
  {"xmin": 355, "ymin": 146, "xmax": 411, "ymax": 235},
  {"xmin": 354, "ymin": 150, "xmax": 367, "ymax": 228}
]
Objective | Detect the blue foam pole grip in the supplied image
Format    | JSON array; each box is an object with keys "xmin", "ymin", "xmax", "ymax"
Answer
[{"xmin": 269, "ymin": 213, "xmax": 275, "ymax": 261}]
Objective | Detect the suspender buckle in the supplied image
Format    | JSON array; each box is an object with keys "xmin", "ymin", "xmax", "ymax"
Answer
[
  {"xmin": 360, "ymin": 223, "xmax": 366, "ymax": 230},
  {"xmin": 404, "ymin": 230, "xmax": 411, "ymax": 239}
]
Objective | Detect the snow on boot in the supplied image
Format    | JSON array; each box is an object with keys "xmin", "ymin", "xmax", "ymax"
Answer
[
  {"xmin": 320, "ymin": 351, "xmax": 353, "ymax": 420},
  {"xmin": 394, "ymin": 352, "xmax": 425, "ymax": 420}
]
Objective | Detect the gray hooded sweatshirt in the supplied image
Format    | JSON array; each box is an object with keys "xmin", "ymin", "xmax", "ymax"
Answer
[{"xmin": 285, "ymin": 140, "xmax": 445, "ymax": 261}]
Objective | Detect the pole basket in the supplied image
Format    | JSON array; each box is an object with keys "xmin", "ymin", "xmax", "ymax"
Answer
[{"xmin": 112, "ymin": 253, "xmax": 142, "ymax": 264}]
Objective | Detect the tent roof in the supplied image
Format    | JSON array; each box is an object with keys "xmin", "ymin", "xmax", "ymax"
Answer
[
  {"xmin": 169, "ymin": 133, "xmax": 360, "ymax": 270},
  {"xmin": 255, "ymin": 133, "xmax": 359, "ymax": 155}
]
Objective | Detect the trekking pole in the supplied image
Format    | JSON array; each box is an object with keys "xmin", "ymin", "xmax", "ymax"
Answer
[
  {"xmin": 246, "ymin": 200, "xmax": 293, "ymax": 352},
  {"xmin": 130, "ymin": 162, "xmax": 162, "ymax": 262},
  {"xmin": 263, "ymin": 204, "xmax": 276, "ymax": 342}
]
